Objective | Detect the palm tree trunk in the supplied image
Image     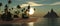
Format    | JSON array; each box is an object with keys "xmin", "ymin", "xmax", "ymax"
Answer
[{"xmin": 0, "ymin": 6, "xmax": 1, "ymax": 14}]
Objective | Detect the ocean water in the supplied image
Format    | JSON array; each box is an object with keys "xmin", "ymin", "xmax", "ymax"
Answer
[
  {"xmin": 34, "ymin": 17, "xmax": 60, "ymax": 26},
  {"xmin": 0, "ymin": 17, "xmax": 60, "ymax": 26}
]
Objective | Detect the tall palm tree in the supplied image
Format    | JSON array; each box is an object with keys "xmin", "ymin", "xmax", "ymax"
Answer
[
  {"xmin": 4, "ymin": 4, "xmax": 8, "ymax": 13},
  {"xmin": 0, "ymin": 3, "xmax": 2, "ymax": 7},
  {"xmin": 8, "ymin": 0, "xmax": 12, "ymax": 12},
  {"xmin": 0, "ymin": 3, "xmax": 2, "ymax": 13}
]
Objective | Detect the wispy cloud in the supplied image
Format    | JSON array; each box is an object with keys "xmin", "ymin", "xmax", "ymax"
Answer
[
  {"xmin": 50, "ymin": 2, "xmax": 60, "ymax": 5},
  {"xmin": 21, "ymin": 2, "xmax": 44, "ymax": 7},
  {"xmin": 20, "ymin": 2, "xmax": 60, "ymax": 7}
]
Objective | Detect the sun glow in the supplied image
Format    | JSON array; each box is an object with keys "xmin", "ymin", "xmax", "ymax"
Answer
[
  {"xmin": 29, "ymin": 8, "xmax": 34, "ymax": 15},
  {"xmin": 28, "ymin": 22, "xmax": 34, "ymax": 26}
]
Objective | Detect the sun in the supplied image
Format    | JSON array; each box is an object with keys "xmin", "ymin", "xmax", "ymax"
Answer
[{"xmin": 28, "ymin": 8, "xmax": 34, "ymax": 15}]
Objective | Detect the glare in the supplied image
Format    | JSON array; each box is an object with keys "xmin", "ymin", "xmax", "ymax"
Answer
[
  {"xmin": 28, "ymin": 22, "xmax": 34, "ymax": 26},
  {"xmin": 29, "ymin": 8, "xmax": 34, "ymax": 15}
]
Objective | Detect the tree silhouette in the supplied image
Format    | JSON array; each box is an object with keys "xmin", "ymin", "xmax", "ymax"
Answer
[
  {"xmin": 15, "ymin": 11, "xmax": 17, "ymax": 14},
  {"xmin": 27, "ymin": 5, "xmax": 30, "ymax": 9},
  {"xmin": 9, "ymin": 9, "xmax": 11, "ymax": 11},
  {"xmin": 12, "ymin": 8, "xmax": 13, "ymax": 10},
  {"xmin": 4, "ymin": 4, "xmax": 8, "ymax": 14},
  {"xmin": 0, "ymin": 3, "xmax": 2, "ymax": 7},
  {"xmin": 8, "ymin": 0, "xmax": 11, "ymax": 4},
  {"xmin": 23, "ymin": 8, "xmax": 25, "ymax": 10},
  {"xmin": 7, "ymin": 0, "xmax": 12, "ymax": 13},
  {"xmin": 34, "ymin": 8, "xmax": 35, "ymax": 11},
  {"xmin": 0, "ymin": 2, "xmax": 2, "ymax": 11},
  {"xmin": 17, "ymin": 5, "xmax": 21, "ymax": 9},
  {"xmin": 5, "ymin": 4, "xmax": 8, "ymax": 8},
  {"xmin": 1, "ymin": 8, "xmax": 13, "ymax": 21},
  {"xmin": 15, "ymin": 5, "xmax": 21, "ymax": 15},
  {"xmin": 21, "ymin": 8, "xmax": 25, "ymax": 12},
  {"xmin": 21, "ymin": 9, "xmax": 24, "ymax": 12}
]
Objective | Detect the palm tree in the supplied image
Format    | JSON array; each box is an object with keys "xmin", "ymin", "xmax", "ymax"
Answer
[
  {"xmin": 8, "ymin": 0, "xmax": 11, "ymax": 4},
  {"xmin": 4, "ymin": 4, "xmax": 8, "ymax": 13},
  {"xmin": 27, "ymin": 5, "xmax": 30, "ymax": 9},
  {"xmin": 8, "ymin": 0, "xmax": 12, "ymax": 12},
  {"xmin": 0, "ymin": 2, "xmax": 2, "ymax": 13},
  {"xmin": 17, "ymin": 5, "xmax": 21, "ymax": 9},
  {"xmin": 5, "ymin": 4, "xmax": 8, "ymax": 9},
  {"xmin": 0, "ymin": 3, "xmax": 2, "ymax": 7},
  {"xmin": 16, "ymin": 5, "xmax": 21, "ymax": 14},
  {"xmin": 15, "ymin": 11, "xmax": 18, "ymax": 14},
  {"xmin": 23, "ymin": 8, "xmax": 25, "ymax": 10},
  {"xmin": 12, "ymin": 8, "xmax": 13, "ymax": 10},
  {"xmin": 34, "ymin": 8, "xmax": 35, "ymax": 11},
  {"xmin": 14, "ymin": 5, "xmax": 21, "ymax": 17},
  {"xmin": 9, "ymin": 9, "xmax": 11, "ymax": 11},
  {"xmin": 21, "ymin": 8, "xmax": 25, "ymax": 12},
  {"xmin": 21, "ymin": 9, "xmax": 24, "ymax": 12}
]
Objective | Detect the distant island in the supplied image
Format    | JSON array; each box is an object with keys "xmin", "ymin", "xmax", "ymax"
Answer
[{"xmin": 44, "ymin": 9, "xmax": 59, "ymax": 18}]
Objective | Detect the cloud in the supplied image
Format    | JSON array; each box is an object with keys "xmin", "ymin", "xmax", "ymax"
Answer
[
  {"xmin": 50, "ymin": 2, "xmax": 60, "ymax": 5},
  {"xmin": 20, "ymin": 2, "xmax": 60, "ymax": 7},
  {"xmin": 21, "ymin": 2, "xmax": 44, "ymax": 7}
]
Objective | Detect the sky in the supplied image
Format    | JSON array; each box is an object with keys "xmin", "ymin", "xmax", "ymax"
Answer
[{"xmin": 0, "ymin": 0, "xmax": 60, "ymax": 17}]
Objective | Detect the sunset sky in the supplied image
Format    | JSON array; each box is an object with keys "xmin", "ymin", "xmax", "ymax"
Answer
[{"xmin": 0, "ymin": 0, "xmax": 60, "ymax": 17}]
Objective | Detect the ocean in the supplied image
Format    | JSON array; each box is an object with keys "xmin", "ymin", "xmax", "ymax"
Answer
[
  {"xmin": 35, "ymin": 17, "xmax": 60, "ymax": 26},
  {"xmin": 0, "ymin": 17, "xmax": 60, "ymax": 26}
]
